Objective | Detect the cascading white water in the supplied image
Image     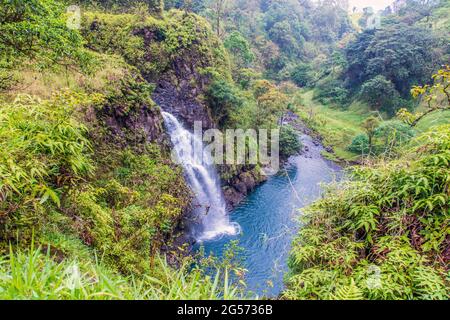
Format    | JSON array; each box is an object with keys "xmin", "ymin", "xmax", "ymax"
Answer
[{"xmin": 162, "ymin": 112, "xmax": 239, "ymax": 241}]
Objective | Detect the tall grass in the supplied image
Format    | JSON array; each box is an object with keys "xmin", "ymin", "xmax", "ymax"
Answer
[{"xmin": 0, "ymin": 245, "xmax": 242, "ymax": 300}]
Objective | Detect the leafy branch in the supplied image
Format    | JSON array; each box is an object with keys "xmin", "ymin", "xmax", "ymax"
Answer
[{"xmin": 397, "ymin": 65, "xmax": 450, "ymax": 127}]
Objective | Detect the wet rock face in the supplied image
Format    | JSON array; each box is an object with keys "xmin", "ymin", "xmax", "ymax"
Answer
[
  {"xmin": 102, "ymin": 104, "xmax": 168, "ymax": 145},
  {"xmin": 152, "ymin": 75, "xmax": 215, "ymax": 130},
  {"xmin": 237, "ymin": 172, "xmax": 257, "ymax": 193},
  {"xmin": 126, "ymin": 24, "xmax": 218, "ymax": 130},
  {"xmin": 148, "ymin": 45, "xmax": 216, "ymax": 130},
  {"xmin": 222, "ymin": 169, "xmax": 268, "ymax": 210},
  {"xmin": 223, "ymin": 187, "xmax": 245, "ymax": 210}
]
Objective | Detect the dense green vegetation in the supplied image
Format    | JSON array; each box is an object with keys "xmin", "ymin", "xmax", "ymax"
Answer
[
  {"xmin": 284, "ymin": 125, "xmax": 449, "ymax": 300},
  {"xmin": 0, "ymin": 0, "xmax": 244, "ymax": 299},
  {"xmin": 285, "ymin": 64, "xmax": 450, "ymax": 300},
  {"xmin": 0, "ymin": 0, "xmax": 449, "ymax": 300}
]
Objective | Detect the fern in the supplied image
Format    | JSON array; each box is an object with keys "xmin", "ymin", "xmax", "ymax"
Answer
[
  {"xmin": 333, "ymin": 280, "xmax": 364, "ymax": 300},
  {"xmin": 286, "ymin": 125, "xmax": 450, "ymax": 300}
]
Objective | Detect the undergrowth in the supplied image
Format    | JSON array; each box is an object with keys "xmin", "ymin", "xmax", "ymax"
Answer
[{"xmin": 284, "ymin": 125, "xmax": 450, "ymax": 300}]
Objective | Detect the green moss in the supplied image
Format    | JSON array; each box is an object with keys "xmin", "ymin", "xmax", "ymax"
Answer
[{"xmin": 103, "ymin": 69, "xmax": 157, "ymax": 116}]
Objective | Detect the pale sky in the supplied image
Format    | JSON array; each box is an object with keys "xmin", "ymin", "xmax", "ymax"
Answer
[{"xmin": 349, "ymin": 0, "xmax": 394, "ymax": 11}]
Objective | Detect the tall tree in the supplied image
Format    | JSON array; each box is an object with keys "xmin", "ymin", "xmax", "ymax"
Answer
[
  {"xmin": 208, "ymin": 0, "xmax": 229, "ymax": 38},
  {"xmin": 362, "ymin": 116, "xmax": 380, "ymax": 153}
]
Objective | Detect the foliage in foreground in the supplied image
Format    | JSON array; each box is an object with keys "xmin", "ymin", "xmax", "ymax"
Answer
[
  {"xmin": 0, "ymin": 93, "xmax": 97, "ymax": 235},
  {"xmin": 284, "ymin": 126, "xmax": 450, "ymax": 300},
  {"xmin": 0, "ymin": 82, "xmax": 192, "ymax": 275},
  {"xmin": 0, "ymin": 245, "xmax": 240, "ymax": 300}
]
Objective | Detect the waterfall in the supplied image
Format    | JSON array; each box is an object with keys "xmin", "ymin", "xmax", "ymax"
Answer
[{"xmin": 162, "ymin": 112, "xmax": 239, "ymax": 241}]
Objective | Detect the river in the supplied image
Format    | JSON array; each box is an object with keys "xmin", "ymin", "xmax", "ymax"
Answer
[{"xmin": 194, "ymin": 134, "xmax": 342, "ymax": 297}]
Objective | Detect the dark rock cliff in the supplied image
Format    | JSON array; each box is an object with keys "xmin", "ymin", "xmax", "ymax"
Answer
[
  {"xmin": 221, "ymin": 168, "xmax": 268, "ymax": 209},
  {"xmin": 84, "ymin": 11, "xmax": 266, "ymax": 209},
  {"xmin": 151, "ymin": 57, "xmax": 216, "ymax": 130},
  {"xmin": 92, "ymin": 71, "xmax": 171, "ymax": 149},
  {"xmin": 132, "ymin": 27, "xmax": 216, "ymax": 129},
  {"xmin": 101, "ymin": 100, "xmax": 168, "ymax": 145}
]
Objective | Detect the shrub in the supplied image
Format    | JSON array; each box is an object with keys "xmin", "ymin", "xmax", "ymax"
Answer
[
  {"xmin": 279, "ymin": 125, "xmax": 302, "ymax": 159},
  {"xmin": 374, "ymin": 120, "xmax": 416, "ymax": 155},
  {"xmin": 291, "ymin": 64, "xmax": 313, "ymax": 87},
  {"xmin": 224, "ymin": 31, "xmax": 255, "ymax": 68},
  {"xmin": 207, "ymin": 79, "xmax": 243, "ymax": 126},
  {"xmin": 235, "ymin": 68, "xmax": 261, "ymax": 90},
  {"xmin": 360, "ymin": 75, "xmax": 403, "ymax": 115},
  {"xmin": 0, "ymin": 93, "xmax": 97, "ymax": 241},
  {"xmin": 348, "ymin": 134, "xmax": 370, "ymax": 155},
  {"xmin": 348, "ymin": 121, "xmax": 416, "ymax": 156},
  {"xmin": 315, "ymin": 79, "xmax": 350, "ymax": 106}
]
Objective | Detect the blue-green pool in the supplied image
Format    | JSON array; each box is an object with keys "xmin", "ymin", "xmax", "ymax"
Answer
[{"xmin": 195, "ymin": 135, "xmax": 342, "ymax": 297}]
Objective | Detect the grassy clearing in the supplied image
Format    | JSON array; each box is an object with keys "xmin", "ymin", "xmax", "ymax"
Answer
[{"xmin": 294, "ymin": 89, "xmax": 371, "ymax": 162}]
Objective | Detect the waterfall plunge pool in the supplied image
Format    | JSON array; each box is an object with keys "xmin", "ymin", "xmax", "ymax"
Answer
[
  {"xmin": 161, "ymin": 112, "xmax": 341, "ymax": 298},
  {"xmin": 193, "ymin": 135, "xmax": 342, "ymax": 297},
  {"xmin": 162, "ymin": 112, "xmax": 240, "ymax": 241}
]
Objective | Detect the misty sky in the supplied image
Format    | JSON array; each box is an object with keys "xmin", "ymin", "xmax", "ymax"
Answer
[{"xmin": 349, "ymin": 0, "xmax": 394, "ymax": 11}]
